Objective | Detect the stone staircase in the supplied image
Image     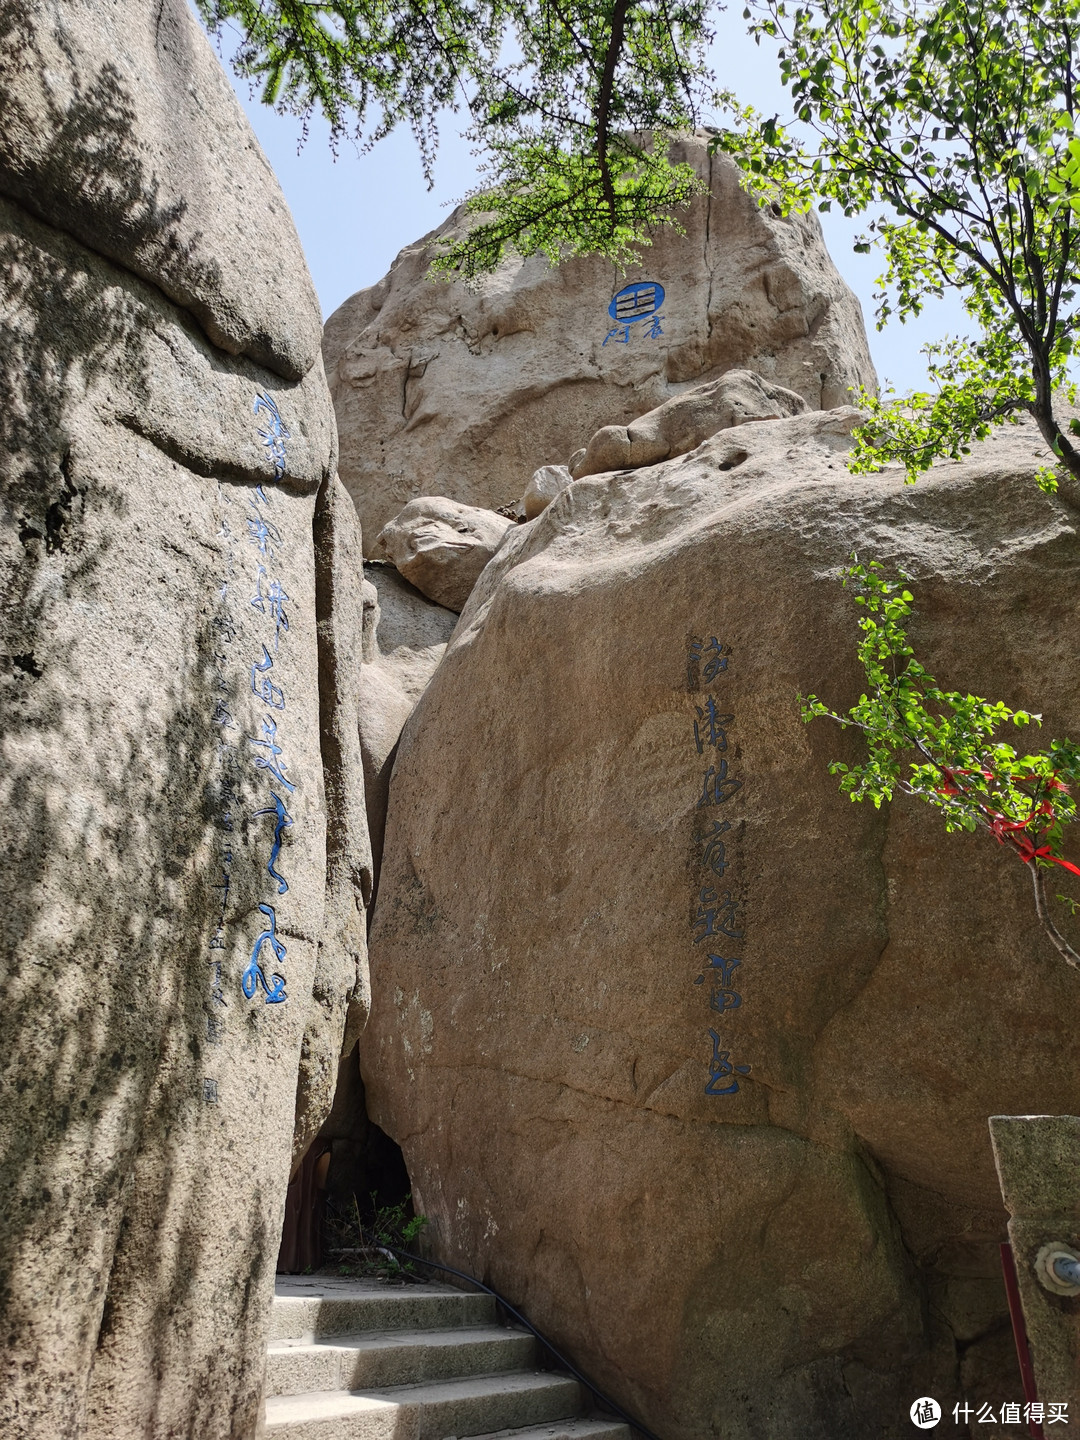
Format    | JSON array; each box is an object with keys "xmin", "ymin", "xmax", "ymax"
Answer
[{"xmin": 265, "ymin": 1276, "xmax": 633, "ymax": 1440}]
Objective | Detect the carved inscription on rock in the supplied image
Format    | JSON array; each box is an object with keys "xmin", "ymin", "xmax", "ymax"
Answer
[{"xmin": 687, "ymin": 634, "xmax": 750, "ymax": 1096}]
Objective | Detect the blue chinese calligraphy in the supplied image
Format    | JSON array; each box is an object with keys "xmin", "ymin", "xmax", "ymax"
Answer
[
  {"xmin": 688, "ymin": 635, "xmax": 730, "ymax": 685},
  {"xmin": 253, "ymin": 792, "xmax": 293, "ymax": 895},
  {"xmin": 697, "ymin": 819, "xmax": 731, "ymax": 876},
  {"xmin": 247, "ymin": 508, "xmax": 282, "ymax": 558},
  {"xmin": 242, "ymin": 903, "xmax": 288, "ymax": 1004},
  {"xmin": 693, "ymin": 697, "xmax": 732, "ymax": 753},
  {"xmin": 695, "ymin": 953, "xmax": 742, "ymax": 1013},
  {"xmin": 254, "ymin": 391, "xmax": 290, "ymax": 482},
  {"xmin": 692, "ymin": 885, "xmax": 744, "ymax": 943},
  {"xmin": 698, "ymin": 760, "xmax": 742, "ymax": 807},
  {"xmin": 603, "ymin": 281, "xmax": 666, "ymax": 346},
  {"xmin": 705, "ymin": 1031, "xmax": 751, "ymax": 1096},
  {"xmin": 251, "ymin": 645, "xmax": 285, "ymax": 710},
  {"xmin": 249, "ymin": 715, "xmax": 295, "ymax": 792},
  {"xmin": 251, "ymin": 565, "xmax": 289, "ymax": 650},
  {"xmin": 236, "ymin": 390, "xmax": 297, "ymax": 1007}
]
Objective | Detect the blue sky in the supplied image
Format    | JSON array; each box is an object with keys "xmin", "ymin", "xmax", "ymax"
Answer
[{"xmin": 205, "ymin": 11, "xmax": 967, "ymax": 394}]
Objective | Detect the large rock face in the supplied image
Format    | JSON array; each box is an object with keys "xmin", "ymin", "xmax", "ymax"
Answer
[
  {"xmin": 0, "ymin": 0, "xmax": 321, "ymax": 379},
  {"xmin": 323, "ymin": 133, "xmax": 878, "ymax": 553},
  {"xmin": 364, "ymin": 409, "xmax": 1080, "ymax": 1439},
  {"xmin": 0, "ymin": 4, "xmax": 368, "ymax": 1436}
]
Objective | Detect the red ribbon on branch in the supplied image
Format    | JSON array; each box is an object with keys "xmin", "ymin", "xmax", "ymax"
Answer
[
  {"xmin": 937, "ymin": 767, "xmax": 1080, "ymax": 877},
  {"xmin": 1005, "ymin": 832, "xmax": 1080, "ymax": 878}
]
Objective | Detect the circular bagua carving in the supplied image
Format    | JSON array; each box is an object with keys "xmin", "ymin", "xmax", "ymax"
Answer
[
  {"xmin": 604, "ymin": 281, "xmax": 666, "ymax": 346},
  {"xmin": 608, "ymin": 281, "xmax": 665, "ymax": 322}
]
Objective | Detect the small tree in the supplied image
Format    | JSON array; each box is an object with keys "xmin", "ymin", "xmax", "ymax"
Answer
[
  {"xmin": 717, "ymin": 0, "xmax": 1080, "ymax": 491},
  {"xmin": 712, "ymin": 0, "xmax": 1080, "ymax": 969},
  {"xmin": 803, "ymin": 562, "xmax": 1080, "ymax": 970},
  {"xmin": 196, "ymin": 0, "xmax": 717, "ymax": 278}
]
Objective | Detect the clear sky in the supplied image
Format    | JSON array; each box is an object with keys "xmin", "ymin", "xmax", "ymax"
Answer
[{"xmin": 203, "ymin": 10, "xmax": 968, "ymax": 394}]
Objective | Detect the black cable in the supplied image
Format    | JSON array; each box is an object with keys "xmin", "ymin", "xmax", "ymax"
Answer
[{"xmin": 369, "ymin": 1238, "xmax": 665, "ymax": 1440}]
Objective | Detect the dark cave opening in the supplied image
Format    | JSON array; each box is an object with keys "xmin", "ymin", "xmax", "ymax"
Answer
[{"xmin": 277, "ymin": 1042, "xmax": 413, "ymax": 1274}]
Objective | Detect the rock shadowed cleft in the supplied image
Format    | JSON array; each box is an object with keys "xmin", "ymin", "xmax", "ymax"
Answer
[{"xmin": 357, "ymin": 562, "xmax": 457, "ymax": 894}]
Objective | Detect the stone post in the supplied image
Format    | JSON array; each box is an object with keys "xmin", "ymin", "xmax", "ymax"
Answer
[{"xmin": 989, "ymin": 1115, "xmax": 1080, "ymax": 1412}]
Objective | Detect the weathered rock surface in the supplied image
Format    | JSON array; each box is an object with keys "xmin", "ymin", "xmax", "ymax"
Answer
[
  {"xmin": 522, "ymin": 464, "xmax": 574, "ymax": 520},
  {"xmin": 359, "ymin": 563, "xmax": 458, "ymax": 888},
  {"xmin": 0, "ymin": 0, "xmax": 321, "ymax": 380},
  {"xmin": 364, "ymin": 408, "xmax": 1080, "ymax": 1439},
  {"xmin": 0, "ymin": 9, "xmax": 366, "ymax": 1438},
  {"xmin": 375, "ymin": 496, "xmax": 514, "ymax": 612},
  {"xmin": 323, "ymin": 133, "xmax": 877, "ymax": 552},
  {"xmin": 571, "ymin": 368, "xmax": 807, "ymax": 478}
]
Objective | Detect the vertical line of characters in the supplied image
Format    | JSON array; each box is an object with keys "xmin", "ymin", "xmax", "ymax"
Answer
[
  {"xmin": 241, "ymin": 391, "xmax": 294, "ymax": 1009},
  {"xmin": 202, "ymin": 465, "xmax": 241, "ymax": 1105},
  {"xmin": 201, "ymin": 390, "xmax": 294, "ymax": 1106},
  {"xmin": 688, "ymin": 634, "xmax": 750, "ymax": 1096}
]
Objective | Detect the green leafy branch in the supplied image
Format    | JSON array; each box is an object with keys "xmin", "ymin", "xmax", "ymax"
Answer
[
  {"xmin": 196, "ymin": 0, "xmax": 714, "ymax": 275},
  {"xmin": 714, "ymin": 0, "xmax": 1080, "ymax": 493},
  {"xmin": 431, "ymin": 140, "xmax": 703, "ymax": 279},
  {"xmin": 802, "ymin": 560, "xmax": 1080, "ymax": 971}
]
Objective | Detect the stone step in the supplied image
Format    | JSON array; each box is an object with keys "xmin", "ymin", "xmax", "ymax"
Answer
[
  {"xmin": 465, "ymin": 1420, "xmax": 633, "ymax": 1440},
  {"xmin": 264, "ymin": 1371, "xmax": 585, "ymax": 1440},
  {"xmin": 271, "ymin": 1278, "xmax": 496, "ymax": 1342},
  {"xmin": 267, "ymin": 1325, "xmax": 537, "ymax": 1395}
]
